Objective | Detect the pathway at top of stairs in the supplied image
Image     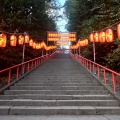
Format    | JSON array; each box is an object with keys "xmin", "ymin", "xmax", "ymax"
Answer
[{"xmin": 0, "ymin": 53, "xmax": 120, "ymax": 115}]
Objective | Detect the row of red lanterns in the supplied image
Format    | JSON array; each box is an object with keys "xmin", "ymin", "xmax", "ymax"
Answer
[
  {"xmin": 90, "ymin": 23, "xmax": 120, "ymax": 42},
  {"xmin": 70, "ymin": 23, "xmax": 120, "ymax": 50},
  {"xmin": 77, "ymin": 39, "xmax": 88, "ymax": 47},
  {"xmin": 48, "ymin": 33, "xmax": 76, "ymax": 38},
  {"xmin": 0, "ymin": 34, "xmax": 30, "ymax": 47},
  {"xmin": 70, "ymin": 39, "xmax": 88, "ymax": 49},
  {"xmin": 48, "ymin": 37, "xmax": 76, "ymax": 42},
  {"xmin": 0, "ymin": 34, "xmax": 56, "ymax": 50},
  {"xmin": 69, "ymin": 45, "xmax": 78, "ymax": 50}
]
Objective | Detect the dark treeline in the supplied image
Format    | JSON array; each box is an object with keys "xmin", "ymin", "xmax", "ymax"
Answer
[
  {"xmin": 0, "ymin": 0, "xmax": 58, "ymax": 70},
  {"xmin": 64, "ymin": 0, "xmax": 120, "ymax": 72}
]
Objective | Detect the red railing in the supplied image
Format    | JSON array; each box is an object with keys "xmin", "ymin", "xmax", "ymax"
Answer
[
  {"xmin": 71, "ymin": 53, "xmax": 120, "ymax": 93},
  {"xmin": 50, "ymin": 50, "xmax": 56, "ymax": 57},
  {"xmin": 0, "ymin": 54, "xmax": 51, "ymax": 87}
]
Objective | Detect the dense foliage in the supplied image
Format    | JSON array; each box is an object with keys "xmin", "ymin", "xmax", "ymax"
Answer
[
  {"xmin": 64, "ymin": 0, "xmax": 120, "ymax": 72},
  {"xmin": 0, "ymin": 0, "xmax": 58, "ymax": 70}
]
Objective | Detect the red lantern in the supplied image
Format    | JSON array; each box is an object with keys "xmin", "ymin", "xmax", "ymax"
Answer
[
  {"xmin": 106, "ymin": 29, "xmax": 114, "ymax": 42},
  {"xmin": 117, "ymin": 23, "xmax": 120, "ymax": 40},
  {"xmin": 25, "ymin": 35, "xmax": 29, "ymax": 43},
  {"xmin": 85, "ymin": 39, "xmax": 88, "ymax": 46},
  {"xmin": 94, "ymin": 32, "xmax": 99, "ymax": 42},
  {"xmin": 10, "ymin": 35, "xmax": 17, "ymax": 46},
  {"xmin": 73, "ymin": 38, "xmax": 76, "ymax": 41},
  {"xmin": 99, "ymin": 32, "xmax": 106, "ymax": 42},
  {"xmin": 72, "ymin": 33, "xmax": 75, "ymax": 37},
  {"xmin": 29, "ymin": 39, "xmax": 33, "ymax": 46},
  {"xmin": 0, "ymin": 34, "xmax": 6, "ymax": 47},
  {"xmin": 90, "ymin": 33, "xmax": 94, "ymax": 42},
  {"xmin": 38, "ymin": 43, "xmax": 41, "ymax": 49},
  {"xmin": 70, "ymin": 33, "xmax": 72, "ymax": 37},
  {"xmin": 81, "ymin": 41, "xmax": 84, "ymax": 46},
  {"xmin": 35, "ymin": 43, "xmax": 39, "ymax": 49},
  {"xmin": 32, "ymin": 42, "xmax": 36, "ymax": 49},
  {"xmin": 18, "ymin": 35, "xmax": 24, "ymax": 45},
  {"xmin": 48, "ymin": 33, "xmax": 50, "ymax": 37}
]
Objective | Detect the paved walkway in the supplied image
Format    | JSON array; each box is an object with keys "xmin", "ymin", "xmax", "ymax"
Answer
[
  {"xmin": 0, "ymin": 53, "xmax": 120, "ymax": 119},
  {"xmin": 0, "ymin": 115, "xmax": 120, "ymax": 120}
]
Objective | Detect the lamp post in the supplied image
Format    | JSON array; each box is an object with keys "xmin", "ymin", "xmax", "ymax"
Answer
[
  {"xmin": 21, "ymin": 32, "xmax": 27, "ymax": 75},
  {"xmin": 93, "ymin": 40, "xmax": 96, "ymax": 62},
  {"xmin": 79, "ymin": 46, "xmax": 81, "ymax": 55},
  {"xmin": 90, "ymin": 33, "xmax": 96, "ymax": 63},
  {"xmin": 22, "ymin": 32, "xmax": 27, "ymax": 63}
]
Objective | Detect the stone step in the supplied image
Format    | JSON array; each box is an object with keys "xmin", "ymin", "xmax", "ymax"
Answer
[
  {"xmin": 25, "ymin": 76, "xmax": 92, "ymax": 78},
  {"xmin": 0, "ymin": 100, "xmax": 119, "ymax": 106},
  {"xmin": 4, "ymin": 90, "xmax": 109, "ymax": 95},
  {"xmin": 28, "ymin": 75, "xmax": 90, "ymax": 77},
  {"xmin": 1, "ymin": 53, "xmax": 119, "ymax": 116},
  {"xmin": 14, "ymin": 83, "xmax": 100, "ymax": 86},
  {"xmin": 18, "ymin": 80, "xmax": 97, "ymax": 84},
  {"xmin": 10, "ymin": 86, "xmax": 105, "ymax": 90},
  {"xmin": 22, "ymin": 79, "xmax": 94, "ymax": 81},
  {"xmin": 18, "ymin": 79, "xmax": 96, "ymax": 81},
  {"xmin": 0, "ymin": 94, "xmax": 114, "ymax": 100},
  {"xmin": 0, "ymin": 106, "xmax": 120, "ymax": 115}
]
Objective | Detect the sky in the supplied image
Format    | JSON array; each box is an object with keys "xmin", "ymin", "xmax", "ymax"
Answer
[
  {"xmin": 56, "ymin": 0, "xmax": 67, "ymax": 32},
  {"xmin": 55, "ymin": 0, "xmax": 69, "ymax": 48}
]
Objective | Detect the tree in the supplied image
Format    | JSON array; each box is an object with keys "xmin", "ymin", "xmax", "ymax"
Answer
[
  {"xmin": 64, "ymin": 0, "xmax": 120, "ymax": 71},
  {"xmin": 0, "ymin": 0, "xmax": 58, "ymax": 69},
  {"xmin": 0, "ymin": 0, "xmax": 57, "ymax": 41}
]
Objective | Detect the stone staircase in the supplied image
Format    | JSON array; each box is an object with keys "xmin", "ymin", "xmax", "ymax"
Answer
[{"xmin": 0, "ymin": 53, "xmax": 120, "ymax": 115}]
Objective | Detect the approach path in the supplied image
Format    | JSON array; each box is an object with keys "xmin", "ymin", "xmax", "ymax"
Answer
[{"xmin": 0, "ymin": 52, "xmax": 120, "ymax": 119}]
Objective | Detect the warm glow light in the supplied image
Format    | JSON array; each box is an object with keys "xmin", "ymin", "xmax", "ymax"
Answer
[
  {"xmin": 117, "ymin": 23, "xmax": 120, "ymax": 40},
  {"xmin": 99, "ymin": 32, "xmax": 106, "ymax": 42},
  {"xmin": 85, "ymin": 39, "xmax": 88, "ymax": 46},
  {"xmin": 36, "ymin": 43, "xmax": 41, "ymax": 49},
  {"xmin": 29, "ymin": 39, "xmax": 33, "ymax": 46},
  {"xmin": 10, "ymin": 35, "xmax": 17, "ymax": 46},
  {"xmin": 0, "ymin": 34, "xmax": 6, "ymax": 47},
  {"xmin": 25, "ymin": 35, "xmax": 29, "ymax": 43},
  {"xmin": 48, "ymin": 32, "xmax": 76, "ymax": 42},
  {"xmin": 106, "ymin": 29, "xmax": 114, "ymax": 42},
  {"xmin": 94, "ymin": 32, "xmax": 99, "ymax": 42},
  {"xmin": 32, "ymin": 42, "xmax": 36, "ymax": 49},
  {"xmin": 90, "ymin": 33, "xmax": 94, "ymax": 42},
  {"xmin": 18, "ymin": 35, "xmax": 24, "ymax": 45}
]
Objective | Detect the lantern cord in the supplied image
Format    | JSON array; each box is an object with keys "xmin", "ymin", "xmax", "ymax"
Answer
[
  {"xmin": 0, "ymin": 31, "xmax": 25, "ymax": 35},
  {"xmin": 0, "ymin": 20, "xmax": 119, "ymax": 41},
  {"xmin": 94, "ymin": 21, "xmax": 120, "ymax": 33},
  {"xmin": 78, "ymin": 21, "xmax": 120, "ymax": 40}
]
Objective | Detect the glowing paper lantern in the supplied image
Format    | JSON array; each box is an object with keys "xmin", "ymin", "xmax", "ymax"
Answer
[
  {"xmin": 32, "ymin": 42, "xmax": 36, "ymax": 49},
  {"xmin": 94, "ymin": 32, "xmax": 99, "ymax": 42},
  {"xmin": 106, "ymin": 29, "xmax": 114, "ymax": 42},
  {"xmin": 38, "ymin": 43, "xmax": 41, "ymax": 49},
  {"xmin": 99, "ymin": 32, "xmax": 106, "ymax": 42},
  {"xmin": 25, "ymin": 35, "xmax": 29, "ymax": 43},
  {"xmin": 41, "ymin": 42, "xmax": 46, "ymax": 48},
  {"xmin": 10, "ymin": 35, "xmax": 17, "ymax": 46},
  {"xmin": 0, "ymin": 34, "xmax": 6, "ymax": 47},
  {"xmin": 117, "ymin": 23, "xmax": 120, "ymax": 40},
  {"xmin": 85, "ymin": 39, "xmax": 88, "ymax": 46},
  {"xmin": 90, "ymin": 33, "xmax": 94, "ymax": 42},
  {"xmin": 18, "ymin": 35, "xmax": 24, "ymax": 45},
  {"xmin": 29, "ymin": 39, "xmax": 33, "ymax": 46},
  {"xmin": 36, "ymin": 43, "xmax": 40, "ymax": 49}
]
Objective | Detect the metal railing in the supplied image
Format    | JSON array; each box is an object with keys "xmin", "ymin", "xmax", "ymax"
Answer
[
  {"xmin": 71, "ymin": 53, "xmax": 120, "ymax": 93},
  {"xmin": 0, "ymin": 54, "xmax": 51, "ymax": 88}
]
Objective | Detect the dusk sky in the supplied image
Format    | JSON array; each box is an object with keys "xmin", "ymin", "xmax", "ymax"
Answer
[{"xmin": 56, "ymin": 0, "xmax": 67, "ymax": 32}]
